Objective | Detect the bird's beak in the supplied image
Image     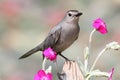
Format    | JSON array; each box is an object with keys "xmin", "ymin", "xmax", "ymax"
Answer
[{"xmin": 75, "ymin": 12, "xmax": 83, "ymax": 17}]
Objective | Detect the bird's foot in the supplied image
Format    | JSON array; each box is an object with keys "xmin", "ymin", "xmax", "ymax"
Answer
[
  {"xmin": 57, "ymin": 72, "xmax": 66, "ymax": 80},
  {"xmin": 59, "ymin": 53, "xmax": 70, "ymax": 61}
]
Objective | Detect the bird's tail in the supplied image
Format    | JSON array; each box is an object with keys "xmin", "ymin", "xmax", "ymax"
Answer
[{"xmin": 19, "ymin": 47, "xmax": 40, "ymax": 59}]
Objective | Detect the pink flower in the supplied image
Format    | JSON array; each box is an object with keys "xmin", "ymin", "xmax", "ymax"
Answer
[
  {"xmin": 93, "ymin": 18, "xmax": 108, "ymax": 34},
  {"xmin": 108, "ymin": 68, "xmax": 114, "ymax": 80},
  {"xmin": 34, "ymin": 70, "xmax": 52, "ymax": 80},
  {"xmin": 43, "ymin": 47, "xmax": 57, "ymax": 61}
]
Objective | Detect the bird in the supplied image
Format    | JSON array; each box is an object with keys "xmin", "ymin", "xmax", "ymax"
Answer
[{"xmin": 19, "ymin": 10, "xmax": 82, "ymax": 60}]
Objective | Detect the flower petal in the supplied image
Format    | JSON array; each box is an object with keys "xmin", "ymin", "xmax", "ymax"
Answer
[
  {"xmin": 43, "ymin": 47, "xmax": 57, "ymax": 61},
  {"xmin": 38, "ymin": 70, "xmax": 46, "ymax": 77},
  {"xmin": 108, "ymin": 68, "xmax": 114, "ymax": 80},
  {"xmin": 93, "ymin": 18, "xmax": 107, "ymax": 34},
  {"xmin": 34, "ymin": 69, "xmax": 53, "ymax": 80},
  {"xmin": 34, "ymin": 73, "xmax": 40, "ymax": 80},
  {"xmin": 46, "ymin": 73, "xmax": 52, "ymax": 80}
]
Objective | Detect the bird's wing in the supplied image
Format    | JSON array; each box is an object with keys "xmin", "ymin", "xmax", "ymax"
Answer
[
  {"xmin": 40, "ymin": 26, "xmax": 62, "ymax": 50},
  {"xmin": 19, "ymin": 26, "xmax": 62, "ymax": 59}
]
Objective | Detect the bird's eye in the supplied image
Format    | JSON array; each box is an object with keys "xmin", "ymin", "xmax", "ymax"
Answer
[{"xmin": 68, "ymin": 13, "xmax": 72, "ymax": 16}]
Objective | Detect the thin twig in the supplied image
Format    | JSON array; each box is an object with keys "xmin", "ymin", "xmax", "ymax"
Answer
[{"xmin": 90, "ymin": 48, "xmax": 107, "ymax": 71}]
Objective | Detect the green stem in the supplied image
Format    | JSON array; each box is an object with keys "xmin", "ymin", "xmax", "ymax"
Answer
[
  {"xmin": 90, "ymin": 48, "xmax": 107, "ymax": 71},
  {"xmin": 89, "ymin": 29, "xmax": 96, "ymax": 50},
  {"xmin": 84, "ymin": 47, "xmax": 89, "ymax": 73},
  {"xmin": 86, "ymin": 71, "xmax": 109, "ymax": 80},
  {"xmin": 42, "ymin": 58, "xmax": 47, "ymax": 70}
]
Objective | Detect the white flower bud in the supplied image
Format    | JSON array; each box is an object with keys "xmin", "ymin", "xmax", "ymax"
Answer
[{"xmin": 106, "ymin": 41, "xmax": 120, "ymax": 50}]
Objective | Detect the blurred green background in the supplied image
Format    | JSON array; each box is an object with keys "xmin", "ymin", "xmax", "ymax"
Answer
[{"xmin": 0, "ymin": 0, "xmax": 120, "ymax": 80}]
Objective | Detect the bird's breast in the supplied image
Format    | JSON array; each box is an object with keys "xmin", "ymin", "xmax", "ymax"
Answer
[{"xmin": 53, "ymin": 23, "xmax": 80, "ymax": 52}]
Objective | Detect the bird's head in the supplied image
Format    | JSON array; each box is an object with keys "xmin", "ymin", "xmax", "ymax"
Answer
[{"xmin": 64, "ymin": 10, "xmax": 83, "ymax": 23}]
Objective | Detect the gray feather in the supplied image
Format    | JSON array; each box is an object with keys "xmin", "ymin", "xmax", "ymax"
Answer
[
  {"xmin": 19, "ymin": 10, "xmax": 82, "ymax": 59},
  {"xmin": 19, "ymin": 27, "xmax": 62, "ymax": 59}
]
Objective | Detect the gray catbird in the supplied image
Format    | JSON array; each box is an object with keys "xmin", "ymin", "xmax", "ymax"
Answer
[{"xmin": 19, "ymin": 10, "xmax": 82, "ymax": 60}]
